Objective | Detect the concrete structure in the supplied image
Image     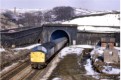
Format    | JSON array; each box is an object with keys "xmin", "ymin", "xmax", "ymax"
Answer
[
  {"xmin": 42, "ymin": 24, "xmax": 77, "ymax": 45},
  {"xmin": 104, "ymin": 49, "xmax": 119, "ymax": 63}
]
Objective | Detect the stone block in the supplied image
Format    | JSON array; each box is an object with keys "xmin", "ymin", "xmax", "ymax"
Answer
[{"xmin": 104, "ymin": 49, "xmax": 119, "ymax": 63}]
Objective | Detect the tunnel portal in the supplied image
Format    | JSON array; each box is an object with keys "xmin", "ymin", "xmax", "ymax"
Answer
[
  {"xmin": 42, "ymin": 24, "xmax": 78, "ymax": 45},
  {"xmin": 50, "ymin": 30, "xmax": 69, "ymax": 43}
]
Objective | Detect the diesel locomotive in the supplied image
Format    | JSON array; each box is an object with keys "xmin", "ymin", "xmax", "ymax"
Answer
[{"xmin": 30, "ymin": 37, "xmax": 67, "ymax": 69}]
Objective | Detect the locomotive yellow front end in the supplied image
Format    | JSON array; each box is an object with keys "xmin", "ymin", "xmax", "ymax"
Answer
[
  {"xmin": 30, "ymin": 51, "xmax": 45, "ymax": 69},
  {"xmin": 30, "ymin": 52, "xmax": 45, "ymax": 62}
]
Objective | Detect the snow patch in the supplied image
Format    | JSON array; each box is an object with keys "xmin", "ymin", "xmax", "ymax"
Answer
[
  {"xmin": 97, "ymin": 49, "xmax": 104, "ymax": 55},
  {"xmin": 0, "ymin": 48, "xmax": 5, "ymax": 52},
  {"xmin": 63, "ymin": 14, "xmax": 119, "ymax": 26},
  {"xmin": 0, "ymin": 44, "xmax": 41, "ymax": 52},
  {"xmin": 90, "ymin": 47, "xmax": 105, "ymax": 56},
  {"xmin": 84, "ymin": 59, "xmax": 96, "ymax": 75},
  {"xmin": 74, "ymin": 8, "xmax": 91, "ymax": 16},
  {"xmin": 14, "ymin": 43, "xmax": 41, "ymax": 50},
  {"xmin": 71, "ymin": 45, "xmax": 94, "ymax": 49},
  {"xmin": 52, "ymin": 77, "xmax": 62, "ymax": 80},
  {"xmin": 59, "ymin": 46, "xmax": 84, "ymax": 58},
  {"xmin": 0, "ymin": 63, "xmax": 18, "ymax": 73},
  {"xmin": 84, "ymin": 59, "xmax": 99, "ymax": 79},
  {"xmin": 102, "ymin": 66, "xmax": 120, "ymax": 74},
  {"xmin": 63, "ymin": 14, "xmax": 120, "ymax": 32},
  {"xmin": 77, "ymin": 26, "xmax": 119, "ymax": 32}
]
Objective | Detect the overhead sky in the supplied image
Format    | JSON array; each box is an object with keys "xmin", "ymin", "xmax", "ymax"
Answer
[{"xmin": 0, "ymin": 0, "xmax": 120, "ymax": 11}]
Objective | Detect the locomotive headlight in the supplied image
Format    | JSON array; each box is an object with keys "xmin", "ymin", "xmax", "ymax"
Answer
[{"xmin": 31, "ymin": 58, "xmax": 34, "ymax": 61}]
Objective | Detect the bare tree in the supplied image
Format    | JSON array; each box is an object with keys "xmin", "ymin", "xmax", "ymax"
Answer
[
  {"xmin": 53, "ymin": 6, "xmax": 75, "ymax": 21},
  {"xmin": 44, "ymin": 10, "xmax": 54, "ymax": 22},
  {"xmin": 17, "ymin": 11, "xmax": 43, "ymax": 27}
]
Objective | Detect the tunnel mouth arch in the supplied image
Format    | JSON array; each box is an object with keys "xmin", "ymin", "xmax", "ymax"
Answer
[{"xmin": 50, "ymin": 30, "xmax": 70, "ymax": 44}]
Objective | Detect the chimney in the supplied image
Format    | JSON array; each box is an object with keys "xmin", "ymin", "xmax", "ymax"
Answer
[
  {"xmin": 109, "ymin": 38, "xmax": 115, "ymax": 49},
  {"xmin": 14, "ymin": 7, "xmax": 16, "ymax": 14}
]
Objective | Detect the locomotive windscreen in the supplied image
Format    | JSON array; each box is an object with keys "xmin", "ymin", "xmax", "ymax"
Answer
[{"xmin": 32, "ymin": 45, "xmax": 47, "ymax": 53}]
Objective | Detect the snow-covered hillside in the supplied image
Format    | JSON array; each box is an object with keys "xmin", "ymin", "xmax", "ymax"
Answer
[
  {"xmin": 1, "ymin": 7, "xmax": 120, "ymax": 31},
  {"xmin": 1, "ymin": 8, "xmax": 118, "ymax": 16},
  {"xmin": 0, "ymin": 9, "xmax": 46, "ymax": 13},
  {"xmin": 63, "ymin": 13, "xmax": 119, "ymax": 26},
  {"xmin": 63, "ymin": 13, "xmax": 120, "ymax": 32},
  {"xmin": 74, "ymin": 8, "xmax": 92, "ymax": 16}
]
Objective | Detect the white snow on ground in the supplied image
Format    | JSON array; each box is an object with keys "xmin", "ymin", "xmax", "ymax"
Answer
[
  {"xmin": 0, "ymin": 63, "xmax": 18, "ymax": 74},
  {"xmin": 84, "ymin": 59, "xmax": 98, "ymax": 75},
  {"xmin": 74, "ymin": 8, "xmax": 92, "ymax": 15},
  {"xmin": 0, "ymin": 43, "xmax": 41, "ymax": 52},
  {"xmin": 0, "ymin": 48, "xmax": 5, "ymax": 52},
  {"xmin": 1, "ymin": 8, "xmax": 45, "ymax": 13},
  {"xmin": 90, "ymin": 47, "xmax": 105, "ymax": 56},
  {"xmin": 77, "ymin": 26, "xmax": 119, "ymax": 32},
  {"xmin": 59, "ymin": 46, "xmax": 84, "ymax": 58},
  {"xmin": 70, "ymin": 45, "xmax": 94, "ymax": 49},
  {"xmin": 63, "ymin": 14, "xmax": 119, "ymax": 26},
  {"xmin": 52, "ymin": 77, "xmax": 62, "ymax": 80},
  {"xmin": 102, "ymin": 66, "xmax": 120, "ymax": 74},
  {"xmin": 84, "ymin": 59, "xmax": 99, "ymax": 79},
  {"xmin": 63, "ymin": 13, "xmax": 120, "ymax": 32}
]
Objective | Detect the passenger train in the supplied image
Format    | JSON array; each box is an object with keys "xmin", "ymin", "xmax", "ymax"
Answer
[{"xmin": 30, "ymin": 37, "xmax": 67, "ymax": 69}]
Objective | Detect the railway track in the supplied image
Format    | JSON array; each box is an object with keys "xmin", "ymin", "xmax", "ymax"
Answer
[
  {"xmin": 23, "ymin": 69, "xmax": 44, "ymax": 80},
  {"xmin": 9, "ymin": 65, "xmax": 32, "ymax": 80},
  {"xmin": 20, "ymin": 54, "xmax": 60, "ymax": 80},
  {"xmin": 1, "ymin": 61, "xmax": 30, "ymax": 80},
  {"xmin": 1, "ymin": 64, "xmax": 45, "ymax": 80},
  {"xmin": 1, "ymin": 50, "xmax": 62, "ymax": 80},
  {"xmin": 1, "ymin": 57, "xmax": 58, "ymax": 80}
]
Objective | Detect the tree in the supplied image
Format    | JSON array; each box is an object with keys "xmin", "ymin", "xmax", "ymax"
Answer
[
  {"xmin": 17, "ymin": 11, "xmax": 43, "ymax": 27},
  {"xmin": 53, "ymin": 6, "xmax": 75, "ymax": 21},
  {"xmin": 43, "ymin": 10, "xmax": 53, "ymax": 22},
  {"xmin": 2, "ymin": 11, "xmax": 17, "ymax": 22}
]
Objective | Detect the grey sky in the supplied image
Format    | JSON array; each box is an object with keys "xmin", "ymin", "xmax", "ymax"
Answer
[{"xmin": 0, "ymin": 0, "xmax": 120, "ymax": 11}]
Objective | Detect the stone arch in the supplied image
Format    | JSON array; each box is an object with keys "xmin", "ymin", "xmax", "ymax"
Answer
[{"xmin": 50, "ymin": 30, "xmax": 71, "ymax": 44}]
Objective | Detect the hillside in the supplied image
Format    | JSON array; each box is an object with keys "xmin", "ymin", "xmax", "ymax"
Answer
[
  {"xmin": 0, "ymin": 14, "xmax": 19, "ymax": 30},
  {"xmin": 0, "ymin": 7, "xmax": 119, "ymax": 30}
]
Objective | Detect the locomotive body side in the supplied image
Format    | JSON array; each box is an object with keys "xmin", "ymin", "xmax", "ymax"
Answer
[{"xmin": 53, "ymin": 37, "xmax": 67, "ymax": 52}]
